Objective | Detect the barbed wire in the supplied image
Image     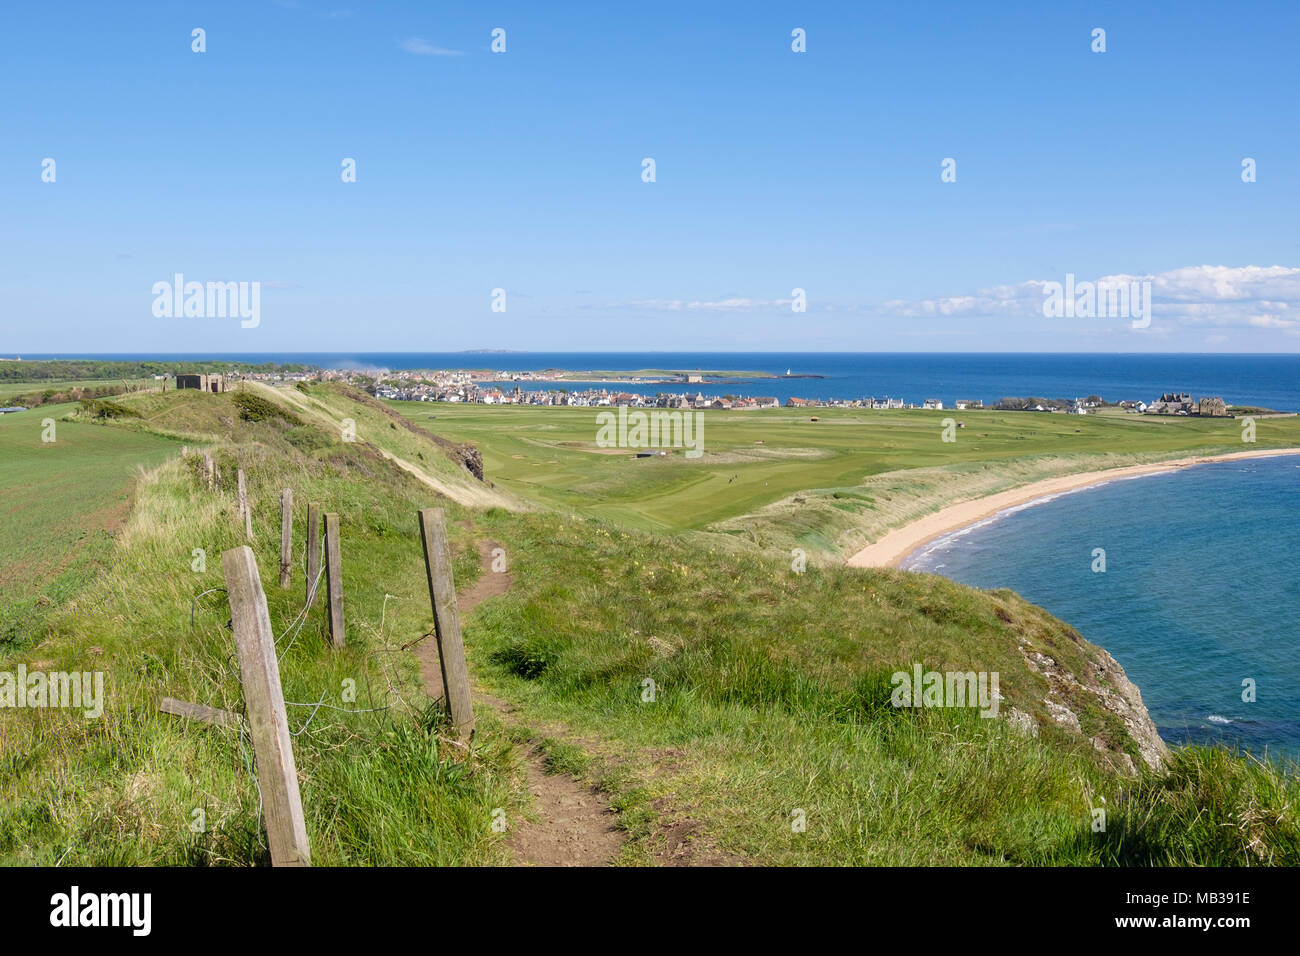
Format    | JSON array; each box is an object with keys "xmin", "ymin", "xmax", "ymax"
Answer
[
  {"xmin": 190, "ymin": 587, "xmax": 227, "ymax": 629},
  {"xmin": 190, "ymin": 523, "xmax": 443, "ymax": 856}
]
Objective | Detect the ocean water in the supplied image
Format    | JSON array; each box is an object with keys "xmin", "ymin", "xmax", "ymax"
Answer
[
  {"xmin": 905, "ymin": 455, "xmax": 1300, "ymax": 761},
  {"xmin": 20, "ymin": 352, "xmax": 1300, "ymax": 412}
]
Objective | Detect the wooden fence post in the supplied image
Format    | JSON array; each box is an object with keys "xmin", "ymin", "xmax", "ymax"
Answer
[
  {"xmin": 279, "ymin": 489, "xmax": 293, "ymax": 588},
  {"xmin": 204, "ymin": 453, "xmax": 214, "ymax": 488},
  {"xmin": 418, "ymin": 507, "xmax": 475, "ymax": 739},
  {"xmin": 324, "ymin": 513, "xmax": 344, "ymax": 647},
  {"xmin": 237, "ymin": 469, "xmax": 252, "ymax": 541},
  {"xmin": 305, "ymin": 502, "xmax": 322, "ymax": 607},
  {"xmin": 221, "ymin": 546, "xmax": 311, "ymax": 867},
  {"xmin": 160, "ymin": 697, "xmax": 244, "ymax": 729}
]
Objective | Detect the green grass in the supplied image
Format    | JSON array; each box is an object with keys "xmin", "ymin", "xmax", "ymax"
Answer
[
  {"xmin": 4, "ymin": 383, "xmax": 1297, "ymax": 867},
  {"xmin": 392, "ymin": 401, "xmax": 1300, "ymax": 559},
  {"xmin": 0, "ymin": 387, "xmax": 514, "ymax": 865},
  {"xmin": 463, "ymin": 507, "xmax": 1300, "ymax": 865},
  {"xmin": 0, "ymin": 378, "xmax": 156, "ymax": 407},
  {"xmin": 0, "ymin": 406, "xmax": 180, "ymax": 646}
]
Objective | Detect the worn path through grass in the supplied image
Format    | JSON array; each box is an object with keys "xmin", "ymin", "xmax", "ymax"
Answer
[{"xmin": 417, "ymin": 535, "xmax": 624, "ymax": 867}]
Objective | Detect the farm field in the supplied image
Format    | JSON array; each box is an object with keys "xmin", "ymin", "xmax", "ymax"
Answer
[
  {"xmin": 0, "ymin": 378, "xmax": 156, "ymax": 405},
  {"xmin": 0, "ymin": 406, "xmax": 180, "ymax": 644},
  {"xmin": 389, "ymin": 401, "xmax": 1300, "ymax": 556}
]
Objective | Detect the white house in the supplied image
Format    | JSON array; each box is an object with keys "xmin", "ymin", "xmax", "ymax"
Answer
[{"xmin": 923, "ymin": 399, "xmax": 943, "ymax": 410}]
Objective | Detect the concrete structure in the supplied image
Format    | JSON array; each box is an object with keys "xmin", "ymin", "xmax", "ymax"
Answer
[{"xmin": 176, "ymin": 373, "xmax": 228, "ymax": 393}]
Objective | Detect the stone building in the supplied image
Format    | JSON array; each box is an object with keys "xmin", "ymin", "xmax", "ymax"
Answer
[{"xmin": 1146, "ymin": 392, "xmax": 1195, "ymax": 415}]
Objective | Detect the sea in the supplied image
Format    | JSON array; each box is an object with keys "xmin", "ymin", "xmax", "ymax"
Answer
[
  {"xmin": 905, "ymin": 455, "xmax": 1300, "ymax": 762},
  {"xmin": 20, "ymin": 351, "xmax": 1300, "ymax": 757}
]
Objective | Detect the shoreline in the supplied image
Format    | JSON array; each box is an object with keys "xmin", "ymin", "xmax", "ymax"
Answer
[{"xmin": 846, "ymin": 447, "xmax": 1300, "ymax": 570}]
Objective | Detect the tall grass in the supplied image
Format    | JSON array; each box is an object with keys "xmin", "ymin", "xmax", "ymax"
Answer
[
  {"xmin": 465, "ymin": 509, "xmax": 1300, "ymax": 865},
  {"xmin": 0, "ymin": 389, "xmax": 513, "ymax": 865}
]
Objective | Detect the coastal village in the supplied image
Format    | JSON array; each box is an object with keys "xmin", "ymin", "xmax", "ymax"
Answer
[
  {"xmin": 0, "ymin": 360, "xmax": 1242, "ymax": 419},
  {"xmin": 347, "ymin": 370, "xmax": 1235, "ymax": 418}
]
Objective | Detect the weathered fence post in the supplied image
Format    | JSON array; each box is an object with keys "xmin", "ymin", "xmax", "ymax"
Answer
[
  {"xmin": 279, "ymin": 489, "xmax": 293, "ymax": 588},
  {"xmin": 204, "ymin": 453, "xmax": 214, "ymax": 488},
  {"xmin": 160, "ymin": 697, "xmax": 243, "ymax": 729},
  {"xmin": 418, "ymin": 507, "xmax": 475, "ymax": 739},
  {"xmin": 305, "ymin": 502, "xmax": 322, "ymax": 607},
  {"xmin": 221, "ymin": 546, "xmax": 311, "ymax": 867},
  {"xmin": 237, "ymin": 469, "xmax": 252, "ymax": 541},
  {"xmin": 324, "ymin": 513, "xmax": 344, "ymax": 647}
]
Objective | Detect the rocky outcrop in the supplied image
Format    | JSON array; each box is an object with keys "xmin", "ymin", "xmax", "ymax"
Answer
[
  {"xmin": 1010, "ymin": 630, "xmax": 1168, "ymax": 774},
  {"xmin": 457, "ymin": 443, "xmax": 485, "ymax": 482},
  {"xmin": 1083, "ymin": 645, "xmax": 1169, "ymax": 772}
]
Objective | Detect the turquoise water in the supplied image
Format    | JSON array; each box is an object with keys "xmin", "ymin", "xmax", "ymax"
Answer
[{"xmin": 905, "ymin": 455, "xmax": 1300, "ymax": 761}]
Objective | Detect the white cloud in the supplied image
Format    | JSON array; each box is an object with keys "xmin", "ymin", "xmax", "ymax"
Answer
[
  {"xmin": 400, "ymin": 37, "xmax": 464, "ymax": 56},
  {"xmin": 617, "ymin": 297, "xmax": 794, "ymax": 312},
  {"xmin": 881, "ymin": 265, "xmax": 1300, "ymax": 330}
]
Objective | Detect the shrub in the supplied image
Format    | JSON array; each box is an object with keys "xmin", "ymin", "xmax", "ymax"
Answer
[
  {"xmin": 231, "ymin": 391, "xmax": 302, "ymax": 425},
  {"xmin": 78, "ymin": 398, "xmax": 140, "ymax": 419}
]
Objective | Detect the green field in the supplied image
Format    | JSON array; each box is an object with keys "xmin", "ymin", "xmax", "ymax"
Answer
[
  {"xmin": 0, "ymin": 406, "xmax": 180, "ymax": 645},
  {"xmin": 391, "ymin": 401, "xmax": 1300, "ymax": 558},
  {"xmin": 2, "ymin": 383, "xmax": 1297, "ymax": 866},
  {"xmin": 0, "ymin": 379, "xmax": 156, "ymax": 405}
]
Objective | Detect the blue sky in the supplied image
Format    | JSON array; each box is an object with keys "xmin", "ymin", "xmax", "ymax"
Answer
[{"xmin": 3, "ymin": 0, "xmax": 1298, "ymax": 354}]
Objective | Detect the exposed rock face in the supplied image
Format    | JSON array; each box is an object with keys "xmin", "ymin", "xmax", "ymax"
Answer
[
  {"xmin": 1012, "ymin": 631, "xmax": 1168, "ymax": 774},
  {"xmin": 457, "ymin": 443, "xmax": 485, "ymax": 481},
  {"xmin": 350, "ymin": 385, "xmax": 488, "ymax": 483},
  {"xmin": 1084, "ymin": 646, "xmax": 1169, "ymax": 772}
]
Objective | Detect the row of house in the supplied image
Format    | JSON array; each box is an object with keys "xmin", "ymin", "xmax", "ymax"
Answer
[
  {"xmin": 371, "ymin": 378, "xmax": 1000, "ymax": 411},
  {"xmin": 1144, "ymin": 393, "xmax": 1230, "ymax": 416},
  {"xmin": 993, "ymin": 396, "xmax": 1100, "ymax": 414}
]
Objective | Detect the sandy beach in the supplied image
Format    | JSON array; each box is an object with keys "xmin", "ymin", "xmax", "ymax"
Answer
[{"xmin": 846, "ymin": 447, "xmax": 1300, "ymax": 570}]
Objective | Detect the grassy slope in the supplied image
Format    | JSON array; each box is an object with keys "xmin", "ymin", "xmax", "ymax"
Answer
[
  {"xmin": 464, "ymin": 508, "xmax": 1300, "ymax": 865},
  {"xmin": 392, "ymin": 402, "xmax": 1300, "ymax": 560},
  {"xmin": 4, "ymin": 386, "xmax": 1297, "ymax": 865},
  {"xmin": 0, "ymin": 385, "xmax": 519, "ymax": 865}
]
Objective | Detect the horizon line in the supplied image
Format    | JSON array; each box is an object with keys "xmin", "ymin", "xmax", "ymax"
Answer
[{"xmin": 9, "ymin": 350, "xmax": 1300, "ymax": 358}]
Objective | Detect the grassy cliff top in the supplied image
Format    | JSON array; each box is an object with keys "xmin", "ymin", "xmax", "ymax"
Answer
[{"xmin": 1, "ymin": 385, "xmax": 1295, "ymax": 865}]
